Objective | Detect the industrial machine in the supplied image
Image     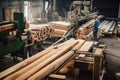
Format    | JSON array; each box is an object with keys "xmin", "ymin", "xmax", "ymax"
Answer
[{"xmin": 0, "ymin": 12, "xmax": 27, "ymax": 60}]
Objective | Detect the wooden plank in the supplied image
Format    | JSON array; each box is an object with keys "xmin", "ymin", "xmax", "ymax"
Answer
[
  {"xmin": 109, "ymin": 22, "xmax": 116, "ymax": 31},
  {"xmin": 50, "ymin": 21, "xmax": 71, "ymax": 31},
  {"xmin": 79, "ymin": 41, "xmax": 94, "ymax": 51},
  {"xmin": 98, "ymin": 20, "xmax": 107, "ymax": 28},
  {"xmin": 100, "ymin": 21, "xmax": 110, "ymax": 30},
  {"xmin": 78, "ymin": 54, "xmax": 86, "ymax": 60},
  {"xmin": 104, "ymin": 21, "xmax": 114, "ymax": 33},
  {"xmin": 49, "ymin": 74, "xmax": 66, "ymax": 80},
  {"xmin": 93, "ymin": 48, "xmax": 103, "ymax": 80},
  {"xmin": 52, "ymin": 29, "xmax": 67, "ymax": 37}
]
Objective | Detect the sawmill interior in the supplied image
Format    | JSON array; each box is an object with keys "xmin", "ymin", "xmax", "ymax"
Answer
[{"xmin": 0, "ymin": 0, "xmax": 120, "ymax": 80}]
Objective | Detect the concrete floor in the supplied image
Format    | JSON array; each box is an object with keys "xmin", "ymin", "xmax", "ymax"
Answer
[
  {"xmin": 100, "ymin": 35, "xmax": 120, "ymax": 80},
  {"xmin": 0, "ymin": 55, "xmax": 22, "ymax": 72}
]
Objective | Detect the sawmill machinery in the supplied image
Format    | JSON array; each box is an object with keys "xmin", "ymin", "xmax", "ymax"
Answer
[
  {"xmin": 51, "ymin": 0, "xmax": 104, "ymax": 46},
  {"xmin": 0, "ymin": 12, "xmax": 27, "ymax": 60}
]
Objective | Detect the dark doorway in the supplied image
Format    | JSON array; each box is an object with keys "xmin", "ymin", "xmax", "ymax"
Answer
[{"xmin": 93, "ymin": 0, "xmax": 120, "ymax": 18}]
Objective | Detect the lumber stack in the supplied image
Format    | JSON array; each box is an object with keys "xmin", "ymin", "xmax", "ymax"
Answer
[
  {"xmin": 0, "ymin": 39, "xmax": 95, "ymax": 80},
  {"xmin": 29, "ymin": 24, "xmax": 54, "ymax": 41},
  {"xmin": 76, "ymin": 19, "xmax": 104, "ymax": 40},
  {"xmin": 99, "ymin": 20, "xmax": 117, "ymax": 34},
  {"xmin": 76, "ymin": 19, "xmax": 94, "ymax": 40},
  {"xmin": 50, "ymin": 21, "xmax": 71, "ymax": 37}
]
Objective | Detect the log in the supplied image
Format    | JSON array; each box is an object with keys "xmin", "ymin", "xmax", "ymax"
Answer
[
  {"xmin": 28, "ymin": 51, "xmax": 74, "ymax": 80},
  {"xmin": 14, "ymin": 40, "xmax": 78, "ymax": 80},
  {"xmin": 79, "ymin": 41, "xmax": 94, "ymax": 51},
  {"xmin": 72, "ymin": 39, "xmax": 85, "ymax": 50},
  {"xmin": 29, "ymin": 24, "xmax": 53, "ymax": 41},
  {"xmin": 4, "ymin": 41, "xmax": 71, "ymax": 80},
  {"xmin": 59, "ymin": 59, "xmax": 74, "ymax": 74},
  {"xmin": 0, "ymin": 46, "xmax": 55, "ymax": 79}
]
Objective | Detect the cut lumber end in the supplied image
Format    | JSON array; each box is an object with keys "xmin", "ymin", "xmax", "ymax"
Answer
[{"xmin": 78, "ymin": 54, "xmax": 86, "ymax": 60}]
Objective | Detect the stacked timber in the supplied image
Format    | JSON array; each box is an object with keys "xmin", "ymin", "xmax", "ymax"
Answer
[
  {"xmin": 76, "ymin": 19, "xmax": 94, "ymax": 40},
  {"xmin": 99, "ymin": 20, "xmax": 117, "ymax": 34},
  {"xmin": 50, "ymin": 21, "xmax": 71, "ymax": 37},
  {"xmin": 76, "ymin": 19, "xmax": 104, "ymax": 40},
  {"xmin": 29, "ymin": 24, "xmax": 54, "ymax": 41},
  {"xmin": 0, "ymin": 39, "xmax": 95, "ymax": 80}
]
